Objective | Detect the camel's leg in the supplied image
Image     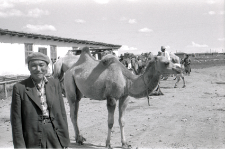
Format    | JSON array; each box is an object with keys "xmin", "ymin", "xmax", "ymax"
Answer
[
  {"xmin": 181, "ymin": 73, "xmax": 186, "ymax": 88},
  {"xmin": 69, "ymin": 97, "xmax": 86, "ymax": 144},
  {"xmin": 106, "ymin": 97, "xmax": 117, "ymax": 149},
  {"xmin": 173, "ymin": 76, "xmax": 177, "ymax": 80},
  {"xmin": 118, "ymin": 96, "xmax": 132, "ymax": 149},
  {"xmin": 162, "ymin": 74, "xmax": 168, "ymax": 80},
  {"xmin": 154, "ymin": 83, "xmax": 164, "ymax": 95},
  {"xmin": 174, "ymin": 75, "xmax": 180, "ymax": 88},
  {"xmin": 64, "ymin": 71, "xmax": 86, "ymax": 145}
]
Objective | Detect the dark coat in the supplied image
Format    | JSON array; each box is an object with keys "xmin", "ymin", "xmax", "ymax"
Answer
[{"xmin": 10, "ymin": 77, "xmax": 70, "ymax": 148}]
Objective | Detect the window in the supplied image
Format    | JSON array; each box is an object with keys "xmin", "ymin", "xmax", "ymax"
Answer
[
  {"xmin": 68, "ymin": 49, "xmax": 81, "ymax": 55},
  {"xmin": 50, "ymin": 45, "xmax": 57, "ymax": 62},
  {"xmin": 72, "ymin": 47, "xmax": 81, "ymax": 55},
  {"xmin": 25, "ymin": 43, "xmax": 33, "ymax": 64},
  {"xmin": 38, "ymin": 47, "xmax": 47, "ymax": 55}
]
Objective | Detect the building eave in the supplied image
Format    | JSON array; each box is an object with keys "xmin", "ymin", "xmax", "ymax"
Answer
[{"xmin": 0, "ymin": 28, "xmax": 122, "ymax": 49}]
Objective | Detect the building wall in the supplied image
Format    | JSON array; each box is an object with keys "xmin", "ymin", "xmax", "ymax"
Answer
[
  {"xmin": 0, "ymin": 42, "xmax": 29, "ymax": 75},
  {"xmin": 114, "ymin": 49, "xmax": 119, "ymax": 57},
  {"xmin": 0, "ymin": 42, "xmax": 76, "ymax": 75},
  {"xmin": 57, "ymin": 47, "xmax": 73, "ymax": 58},
  {"xmin": 0, "ymin": 34, "xmax": 120, "ymax": 75}
]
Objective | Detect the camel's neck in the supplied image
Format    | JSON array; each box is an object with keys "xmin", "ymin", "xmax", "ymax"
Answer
[{"xmin": 128, "ymin": 61, "xmax": 160, "ymax": 98}]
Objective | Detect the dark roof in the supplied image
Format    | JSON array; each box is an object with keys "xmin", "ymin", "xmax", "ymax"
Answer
[
  {"xmin": 174, "ymin": 52, "xmax": 187, "ymax": 55},
  {"xmin": 0, "ymin": 28, "xmax": 121, "ymax": 49}
]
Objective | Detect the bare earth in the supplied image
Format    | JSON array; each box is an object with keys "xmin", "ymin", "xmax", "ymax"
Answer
[{"xmin": 1, "ymin": 66, "xmax": 225, "ymax": 149}]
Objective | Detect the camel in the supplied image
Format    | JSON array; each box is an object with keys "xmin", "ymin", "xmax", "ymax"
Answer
[
  {"xmin": 173, "ymin": 63, "xmax": 186, "ymax": 88},
  {"xmin": 52, "ymin": 52, "xmax": 80, "ymax": 96},
  {"xmin": 130, "ymin": 57, "xmax": 139, "ymax": 75},
  {"xmin": 120, "ymin": 57, "xmax": 134, "ymax": 73},
  {"xmin": 169, "ymin": 52, "xmax": 180, "ymax": 64},
  {"xmin": 130, "ymin": 55, "xmax": 164, "ymax": 95},
  {"xmin": 101, "ymin": 50, "xmax": 116, "ymax": 58},
  {"xmin": 157, "ymin": 52, "xmax": 185, "ymax": 88},
  {"xmin": 168, "ymin": 53, "xmax": 186, "ymax": 88},
  {"xmin": 64, "ymin": 47, "xmax": 181, "ymax": 149}
]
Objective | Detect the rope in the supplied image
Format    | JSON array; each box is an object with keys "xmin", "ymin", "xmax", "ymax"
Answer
[{"xmin": 142, "ymin": 75, "xmax": 150, "ymax": 106}]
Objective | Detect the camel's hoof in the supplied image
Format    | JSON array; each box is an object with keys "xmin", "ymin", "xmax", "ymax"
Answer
[
  {"xmin": 182, "ymin": 85, "xmax": 186, "ymax": 88},
  {"xmin": 158, "ymin": 91, "xmax": 164, "ymax": 95},
  {"xmin": 106, "ymin": 141, "xmax": 113, "ymax": 149},
  {"xmin": 174, "ymin": 86, "xmax": 177, "ymax": 88},
  {"xmin": 106, "ymin": 144, "xmax": 113, "ymax": 149},
  {"xmin": 122, "ymin": 143, "xmax": 132, "ymax": 149},
  {"xmin": 76, "ymin": 135, "xmax": 86, "ymax": 145},
  {"xmin": 160, "ymin": 92, "xmax": 164, "ymax": 95}
]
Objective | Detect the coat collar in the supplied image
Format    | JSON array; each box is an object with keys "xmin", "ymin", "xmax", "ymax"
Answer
[{"xmin": 25, "ymin": 76, "xmax": 55, "ymax": 111}]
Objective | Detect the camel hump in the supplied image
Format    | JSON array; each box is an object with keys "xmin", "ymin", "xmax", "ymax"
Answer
[
  {"xmin": 101, "ymin": 55, "xmax": 119, "ymax": 66},
  {"xmin": 81, "ymin": 46, "xmax": 91, "ymax": 54}
]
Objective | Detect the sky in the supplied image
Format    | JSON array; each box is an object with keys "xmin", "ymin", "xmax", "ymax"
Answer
[{"xmin": 0, "ymin": 0, "xmax": 224, "ymax": 55}]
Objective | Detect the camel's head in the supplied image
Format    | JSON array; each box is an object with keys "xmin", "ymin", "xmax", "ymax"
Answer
[{"xmin": 153, "ymin": 56, "xmax": 182, "ymax": 74}]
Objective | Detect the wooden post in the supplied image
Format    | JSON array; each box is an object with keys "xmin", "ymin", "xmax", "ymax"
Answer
[
  {"xmin": 4, "ymin": 83, "xmax": 7, "ymax": 99},
  {"xmin": 3, "ymin": 77, "xmax": 7, "ymax": 99}
]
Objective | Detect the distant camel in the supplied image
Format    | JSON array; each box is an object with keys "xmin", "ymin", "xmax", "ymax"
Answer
[
  {"xmin": 64, "ymin": 47, "xmax": 181, "ymax": 149},
  {"xmin": 169, "ymin": 52, "xmax": 180, "ymax": 64},
  {"xmin": 173, "ymin": 63, "xmax": 186, "ymax": 88},
  {"xmin": 169, "ymin": 53, "xmax": 186, "ymax": 88},
  {"xmin": 131, "ymin": 55, "xmax": 164, "ymax": 95},
  {"xmin": 120, "ymin": 57, "xmax": 134, "ymax": 74},
  {"xmin": 158, "ymin": 52, "xmax": 185, "ymax": 88}
]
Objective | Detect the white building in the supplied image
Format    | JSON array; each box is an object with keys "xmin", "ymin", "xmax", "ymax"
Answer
[{"xmin": 0, "ymin": 28, "xmax": 121, "ymax": 75}]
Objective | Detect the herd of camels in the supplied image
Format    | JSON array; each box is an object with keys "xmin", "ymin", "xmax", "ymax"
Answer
[{"xmin": 53, "ymin": 47, "xmax": 184, "ymax": 149}]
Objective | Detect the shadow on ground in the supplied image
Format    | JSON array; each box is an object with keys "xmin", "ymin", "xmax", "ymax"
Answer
[{"xmin": 70, "ymin": 142, "xmax": 106, "ymax": 148}]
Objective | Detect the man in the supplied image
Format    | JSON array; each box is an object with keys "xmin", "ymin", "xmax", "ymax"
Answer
[
  {"xmin": 161, "ymin": 46, "xmax": 171, "ymax": 61},
  {"xmin": 160, "ymin": 46, "xmax": 170, "ymax": 80},
  {"xmin": 183, "ymin": 54, "xmax": 191, "ymax": 75},
  {"xmin": 11, "ymin": 52, "xmax": 70, "ymax": 148}
]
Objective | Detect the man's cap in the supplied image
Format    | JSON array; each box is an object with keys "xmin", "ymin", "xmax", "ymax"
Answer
[
  {"xmin": 161, "ymin": 46, "xmax": 166, "ymax": 50},
  {"xmin": 26, "ymin": 52, "xmax": 50, "ymax": 64}
]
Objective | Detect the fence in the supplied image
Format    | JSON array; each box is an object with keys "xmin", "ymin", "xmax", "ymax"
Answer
[{"xmin": 0, "ymin": 75, "xmax": 28, "ymax": 99}]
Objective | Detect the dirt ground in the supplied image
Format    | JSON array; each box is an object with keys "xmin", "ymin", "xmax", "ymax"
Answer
[{"xmin": 0, "ymin": 66, "xmax": 225, "ymax": 149}]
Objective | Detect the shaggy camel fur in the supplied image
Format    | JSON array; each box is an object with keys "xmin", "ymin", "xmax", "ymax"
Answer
[
  {"xmin": 64, "ymin": 47, "xmax": 180, "ymax": 149},
  {"xmin": 53, "ymin": 53, "xmax": 80, "ymax": 96}
]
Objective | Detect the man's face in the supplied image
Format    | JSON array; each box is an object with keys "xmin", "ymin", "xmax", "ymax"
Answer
[{"xmin": 28, "ymin": 60, "xmax": 48, "ymax": 81}]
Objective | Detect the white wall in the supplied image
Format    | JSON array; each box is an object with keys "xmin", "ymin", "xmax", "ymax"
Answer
[
  {"xmin": 0, "ymin": 43, "xmax": 74, "ymax": 75},
  {"xmin": 57, "ymin": 47, "xmax": 72, "ymax": 58},
  {"xmin": 0, "ymin": 43, "xmax": 54, "ymax": 75},
  {"xmin": 113, "ymin": 49, "xmax": 119, "ymax": 57},
  {"xmin": 0, "ymin": 42, "xmax": 29, "ymax": 75}
]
